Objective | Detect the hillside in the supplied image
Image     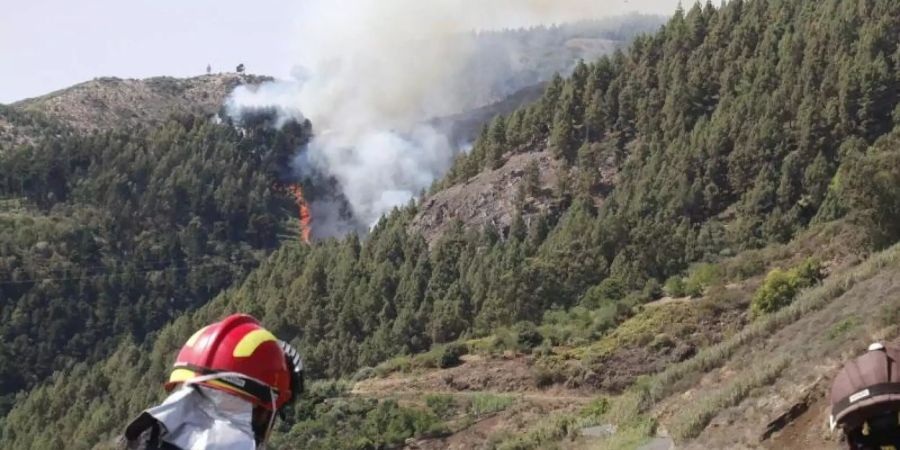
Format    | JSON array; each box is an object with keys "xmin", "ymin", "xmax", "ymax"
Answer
[
  {"xmin": 0, "ymin": 111, "xmax": 310, "ymax": 413},
  {"xmin": 0, "ymin": 104, "xmax": 72, "ymax": 150},
  {"xmin": 11, "ymin": 73, "xmax": 268, "ymax": 134},
  {"xmin": 3, "ymin": 1, "xmax": 900, "ymax": 449},
  {"xmin": 449, "ymin": 15, "xmax": 665, "ymax": 112}
]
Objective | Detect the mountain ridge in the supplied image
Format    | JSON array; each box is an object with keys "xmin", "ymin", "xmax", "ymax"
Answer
[
  {"xmin": 12, "ymin": 73, "xmax": 270, "ymax": 134},
  {"xmin": 3, "ymin": 1, "xmax": 900, "ymax": 449}
]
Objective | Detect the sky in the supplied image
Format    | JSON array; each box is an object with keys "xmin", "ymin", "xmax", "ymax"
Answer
[{"xmin": 0, "ymin": 0, "xmax": 683, "ymax": 104}]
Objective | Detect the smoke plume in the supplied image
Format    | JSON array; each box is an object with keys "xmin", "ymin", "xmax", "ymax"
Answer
[{"xmin": 225, "ymin": 0, "xmax": 674, "ymax": 232}]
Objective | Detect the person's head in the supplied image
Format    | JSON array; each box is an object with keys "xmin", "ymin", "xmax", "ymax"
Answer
[
  {"xmin": 831, "ymin": 342, "xmax": 900, "ymax": 449},
  {"xmin": 167, "ymin": 314, "xmax": 303, "ymax": 443}
]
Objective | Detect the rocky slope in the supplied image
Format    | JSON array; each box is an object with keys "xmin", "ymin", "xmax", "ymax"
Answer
[
  {"xmin": 410, "ymin": 145, "xmax": 617, "ymax": 245},
  {"xmin": 345, "ymin": 224, "xmax": 882, "ymax": 450},
  {"xmin": 411, "ymin": 150, "xmax": 563, "ymax": 244}
]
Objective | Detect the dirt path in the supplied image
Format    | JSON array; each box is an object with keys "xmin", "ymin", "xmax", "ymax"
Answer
[
  {"xmin": 351, "ymin": 385, "xmax": 595, "ymax": 405},
  {"xmin": 352, "ymin": 360, "xmax": 596, "ymax": 450},
  {"xmin": 765, "ymin": 395, "xmax": 836, "ymax": 450},
  {"xmin": 353, "ymin": 353, "xmax": 598, "ymax": 398}
]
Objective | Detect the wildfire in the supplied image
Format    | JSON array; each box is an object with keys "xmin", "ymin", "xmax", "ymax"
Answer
[{"xmin": 287, "ymin": 184, "xmax": 312, "ymax": 243}]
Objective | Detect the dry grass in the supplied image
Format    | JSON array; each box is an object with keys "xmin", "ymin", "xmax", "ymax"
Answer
[
  {"xmin": 644, "ymin": 242, "xmax": 900, "ymax": 404},
  {"xmin": 667, "ymin": 355, "xmax": 790, "ymax": 441},
  {"xmin": 487, "ymin": 393, "xmax": 651, "ymax": 450}
]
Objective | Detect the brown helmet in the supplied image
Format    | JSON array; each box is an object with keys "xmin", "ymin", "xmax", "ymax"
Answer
[{"xmin": 830, "ymin": 343, "xmax": 900, "ymax": 432}]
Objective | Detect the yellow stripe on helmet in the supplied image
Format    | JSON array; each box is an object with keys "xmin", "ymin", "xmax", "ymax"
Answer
[
  {"xmin": 232, "ymin": 329, "xmax": 277, "ymax": 357},
  {"xmin": 168, "ymin": 368, "xmax": 197, "ymax": 384},
  {"xmin": 168, "ymin": 368, "xmax": 256, "ymax": 400}
]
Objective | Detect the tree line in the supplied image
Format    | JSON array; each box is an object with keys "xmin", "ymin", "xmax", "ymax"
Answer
[
  {"xmin": 3, "ymin": 0, "xmax": 900, "ymax": 447},
  {"xmin": 0, "ymin": 113, "xmax": 311, "ymax": 412}
]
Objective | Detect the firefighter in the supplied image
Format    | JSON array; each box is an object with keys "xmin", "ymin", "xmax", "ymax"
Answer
[
  {"xmin": 831, "ymin": 342, "xmax": 900, "ymax": 449},
  {"xmin": 121, "ymin": 314, "xmax": 303, "ymax": 449}
]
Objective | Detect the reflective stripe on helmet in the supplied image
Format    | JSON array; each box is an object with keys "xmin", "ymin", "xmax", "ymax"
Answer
[
  {"xmin": 832, "ymin": 382, "xmax": 900, "ymax": 419},
  {"xmin": 233, "ymin": 329, "xmax": 278, "ymax": 357},
  {"xmin": 170, "ymin": 363, "xmax": 279, "ymax": 405},
  {"xmin": 168, "ymin": 368, "xmax": 197, "ymax": 384}
]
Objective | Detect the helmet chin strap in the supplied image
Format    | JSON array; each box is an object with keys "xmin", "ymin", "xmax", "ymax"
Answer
[
  {"xmin": 183, "ymin": 372, "xmax": 279, "ymax": 448},
  {"xmin": 263, "ymin": 390, "xmax": 277, "ymax": 447}
]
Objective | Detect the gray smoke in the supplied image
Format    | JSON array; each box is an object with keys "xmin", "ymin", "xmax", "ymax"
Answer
[{"xmin": 225, "ymin": 0, "xmax": 675, "ymax": 232}]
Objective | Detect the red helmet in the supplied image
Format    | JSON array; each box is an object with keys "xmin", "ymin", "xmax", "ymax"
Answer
[{"xmin": 166, "ymin": 314, "xmax": 293, "ymax": 410}]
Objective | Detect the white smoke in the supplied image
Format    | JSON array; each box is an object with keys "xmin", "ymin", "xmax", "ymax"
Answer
[{"xmin": 225, "ymin": 0, "xmax": 677, "ymax": 229}]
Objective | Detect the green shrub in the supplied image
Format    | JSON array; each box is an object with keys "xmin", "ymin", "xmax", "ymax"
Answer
[
  {"xmin": 374, "ymin": 355, "xmax": 412, "ymax": 377},
  {"xmin": 593, "ymin": 303, "xmax": 624, "ymax": 333},
  {"xmin": 532, "ymin": 366, "xmax": 558, "ymax": 388},
  {"xmin": 691, "ymin": 263, "xmax": 722, "ymax": 286},
  {"xmin": 750, "ymin": 258, "xmax": 823, "ymax": 318},
  {"xmin": 581, "ymin": 277, "xmax": 627, "ymax": 307},
  {"xmin": 491, "ymin": 328, "xmax": 518, "ymax": 353},
  {"xmin": 879, "ymin": 301, "xmax": 900, "ymax": 328},
  {"xmin": 724, "ymin": 251, "xmax": 766, "ymax": 280},
  {"xmin": 827, "ymin": 316, "xmax": 858, "ymax": 340},
  {"xmin": 642, "ymin": 278, "xmax": 663, "ymax": 301},
  {"xmin": 469, "ymin": 394, "xmax": 515, "ymax": 417},
  {"xmin": 540, "ymin": 304, "xmax": 620, "ymax": 347},
  {"xmin": 421, "ymin": 421, "xmax": 453, "ymax": 439},
  {"xmin": 580, "ymin": 397, "xmax": 610, "ymax": 419},
  {"xmin": 364, "ymin": 400, "xmax": 447, "ymax": 445},
  {"xmin": 681, "ymin": 263, "xmax": 723, "ymax": 298},
  {"xmin": 531, "ymin": 341, "xmax": 554, "ymax": 358},
  {"xmin": 649, "ymin": 334, "xmax": 675, "ymax": 351},
  {"xmin": 684, "ymin": 277, "xmax": 705, "ymax": 298},
  {"xmin": 793, "ymin": 257, "xmax": 824, "ymax": 286},
  {"xmin": 750, "ymin": 268, "xmax": 797, "ymax": 317},
  {"xmin": 425, "ymin": 394, "xmax": 457, "ymax": 419},
  {"xmin": 440, "ymin": 343, "xmax": 468, "ymax": 368},
  {"xmin": 411, "ymin": 343, "xmax": 464, "ymax": 369},
  {"xmin": 664, "ymin": 276, "xmax": 686, "ymax": 297},
  {"xmin": 515, "ymin": 322, "xmax": 544, "ymax": 350},
  {"xmin": 352, "ymin": 366, "xmax": 376, "ymax": 382}
]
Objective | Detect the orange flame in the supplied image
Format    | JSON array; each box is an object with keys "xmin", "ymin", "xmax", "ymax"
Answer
[{"xmin": 287, "ymin": 184, "xmax": 312, "ymax": 243}]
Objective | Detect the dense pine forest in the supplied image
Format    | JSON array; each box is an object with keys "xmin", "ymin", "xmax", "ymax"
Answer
[
  {"xmin": 2, "ymin": 0, "xmax": 900, "ymax": 448},
  {"xmin": 0, "ymin": 111, "xmax": 311, "ymax": 412}
]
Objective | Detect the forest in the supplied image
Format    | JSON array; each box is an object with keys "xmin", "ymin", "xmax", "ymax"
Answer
[
  {"xmin": 0, "ymin": 111, "xmax": 311, "ymax": 412},
  {"xmin": 2, "ymin": 0, "xmax": 900, "ymax": 448}
]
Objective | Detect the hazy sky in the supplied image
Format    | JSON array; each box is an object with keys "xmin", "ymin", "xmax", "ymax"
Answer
[{"xmin": 0, "ymin": 0, "xmax": 682, "ymax": 104}]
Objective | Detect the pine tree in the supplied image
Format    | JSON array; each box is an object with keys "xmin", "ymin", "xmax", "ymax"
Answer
[{"xmin": 550, "ymin": 83, "xmax": 581, "ymax": 164}]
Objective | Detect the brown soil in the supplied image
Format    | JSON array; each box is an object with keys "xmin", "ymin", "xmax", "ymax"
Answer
[
  {"xmin": 664, "ymin": 262, "xmax": 900, "ymax": 449},
  {"xmin": 354, "ymin": 353, "xmax": 593, "ymax": 398},
  {"xmin": 354, "ymin": 353, "xmax": 594, "ymax": 450},
  {"xmin": 586, "ymin": 293, "xmax": 750, "ymax": 392},
  {"xmin": 765, "ymin": 394, "xmax": 836, "ymax": 450},
  {"xmin": 406, "ymin": 400, "xmax": 584, "ymax": 450}
]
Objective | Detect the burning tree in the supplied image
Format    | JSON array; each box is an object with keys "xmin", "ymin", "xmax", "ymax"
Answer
[{"xmin": 287, "ymin": 184, "xmax": 312, "ymax": 243}]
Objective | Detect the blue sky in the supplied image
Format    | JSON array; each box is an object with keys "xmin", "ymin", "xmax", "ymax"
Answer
[{"xmin": 0, "ymin": 0, "xmax": 682, "ymax": 103}]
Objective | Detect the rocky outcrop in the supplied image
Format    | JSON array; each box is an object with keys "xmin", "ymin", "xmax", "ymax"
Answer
[
  {"xmin": 410, "ymin": 138, "xmax": 621, "ymax": 245},
  {"xmin": 411, "ymin": 150, "xmax": 564, "ymax": 245}
]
